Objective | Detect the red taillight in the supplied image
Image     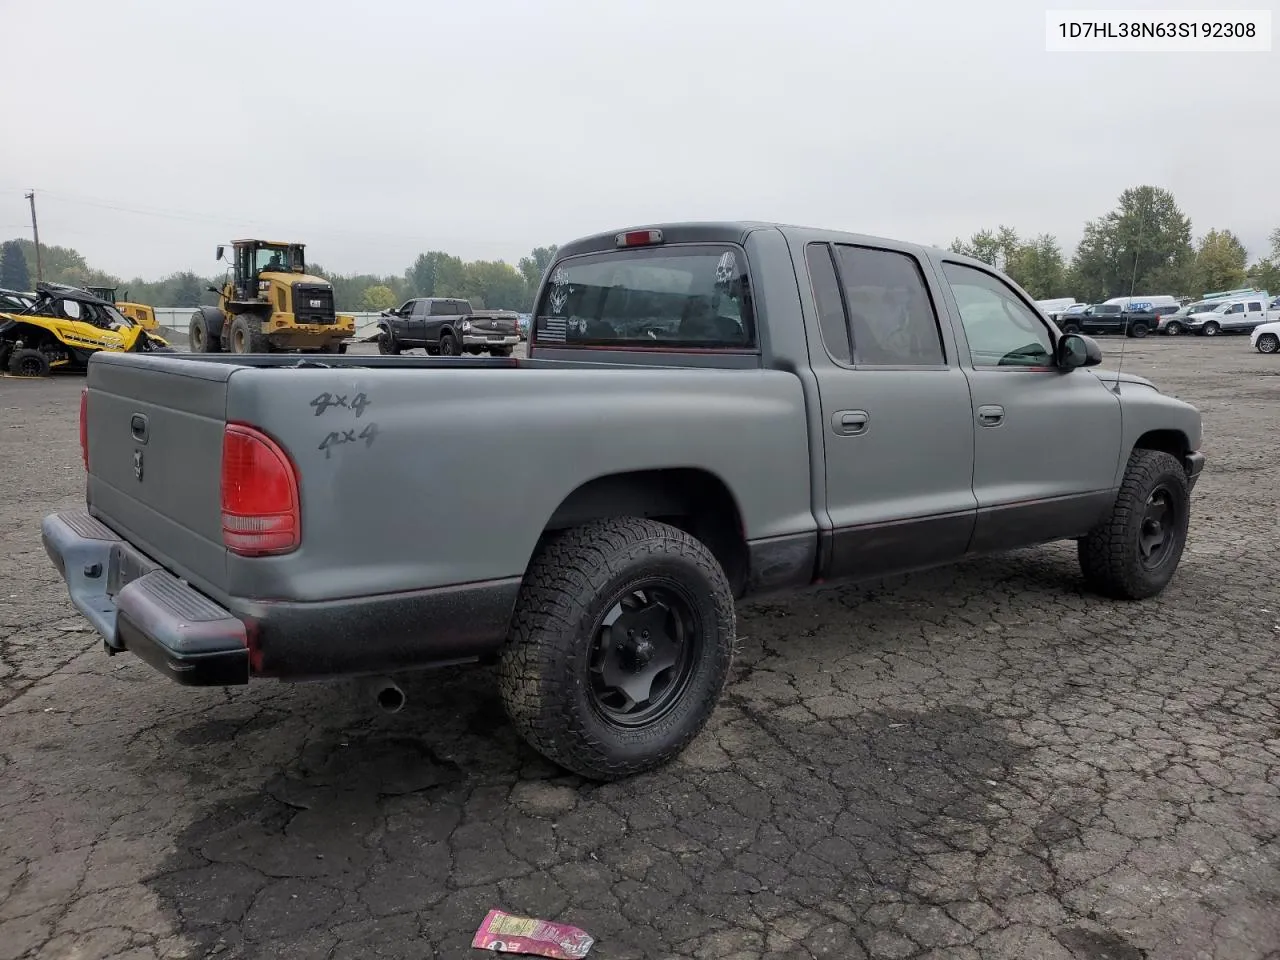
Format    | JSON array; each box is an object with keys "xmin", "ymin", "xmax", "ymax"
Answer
[
  {"xmin": 79, "ymin": 388, "xmax": 89, "ymax": 469},
  {"xmin": 615, "ymin": 229, "xmax": 664, "ymax": 248},
  {"xmin": 221, "ymin": 424, "xmax": 300, "ymax": 556}
]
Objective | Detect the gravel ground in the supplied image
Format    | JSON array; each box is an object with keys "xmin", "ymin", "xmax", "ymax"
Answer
[{"xmin": 1, "ymin": 338, "xmax": 1277, "ymax": 960}]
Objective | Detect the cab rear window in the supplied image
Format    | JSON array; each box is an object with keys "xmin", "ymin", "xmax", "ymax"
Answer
[{"xmin": 532, "ymin": 244, "xmax": 756, "ymax": 350}]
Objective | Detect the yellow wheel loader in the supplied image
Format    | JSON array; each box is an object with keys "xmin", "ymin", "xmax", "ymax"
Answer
[{"xmin": 189, "ymin": 240, "xmax": 355, "ymax": 355}]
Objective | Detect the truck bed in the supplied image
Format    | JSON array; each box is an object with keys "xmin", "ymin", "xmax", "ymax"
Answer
[{"xmin": 78, "ymin": 350, "xmax": 815, "ymax": 674}]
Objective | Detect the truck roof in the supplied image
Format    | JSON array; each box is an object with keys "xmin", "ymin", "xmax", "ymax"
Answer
[{"xmin": 554, "ymin": 220, "xmax": 980, "ymax": 269}]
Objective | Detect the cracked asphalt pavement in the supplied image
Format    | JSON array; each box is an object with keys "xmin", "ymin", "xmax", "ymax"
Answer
[{"xmin": 1, "ymin": 339, "xmax": 1277, "ymax": 960}]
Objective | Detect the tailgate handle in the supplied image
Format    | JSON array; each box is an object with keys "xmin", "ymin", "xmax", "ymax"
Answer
[{"xmin": 130, "ymin": 414, "xmax": 149, "ymax": 444}]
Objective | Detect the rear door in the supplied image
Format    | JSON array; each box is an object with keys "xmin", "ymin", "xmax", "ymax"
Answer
[
  {"xmin": 932, "ymin": 258, "xmax": 1122, "ymax": 553},
  {"xmin": 802, "ymin": 240, "xmax": 977, "ymax": 581}
]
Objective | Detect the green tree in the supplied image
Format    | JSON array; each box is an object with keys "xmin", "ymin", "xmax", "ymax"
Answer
[
  {"xmin": 170, "ymin": 272, "xmax": 205, "ymax": 307},
  {"xmin": 461, "ymin": 260, "xmax": 527, "ymax": 310},
  {"xmin": 517, "ymin": 245, "xmax": 559, "ymax": 290},
  {"xmin": 406, "ymin": 251, "xmax": 467, "ymax": 299},
  {"xmin": 1245, "ymin": 227, "xmax": 1280, "ymax": 294},
  {"xmin": 1007, "ymin": 234, "xmax": 1069, "ymax": 299},
  {"xmin": 1070, "ymin": 186, "xmax": 1193, "ymax": 300},
  {"xmin": 1191, "ymin": 229, "xmax": 1248, "ymax": 295},
  {"xmin": 360, "ymin": 284, "xmax": 397, "ymax": 312},
  {"xmin": 1, "ymin": 240, "xmax": 31, "ymax": 290},
  {"xmin": 949, "ymin": 226, "xmax": 1020, "ymax": 270}
]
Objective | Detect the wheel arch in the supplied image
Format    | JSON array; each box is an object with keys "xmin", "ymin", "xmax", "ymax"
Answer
[
  {"xmin": 542, "ymin": 468, "xmax": 750, "ymax": 596},
  {"xmin": 1133, "ymin": 429, "xmax": 1191, "ymax": 466}
]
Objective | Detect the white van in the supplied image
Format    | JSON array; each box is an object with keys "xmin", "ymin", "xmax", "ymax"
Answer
[
  {"xmin": 1186, "ymin": 293, "xmax": 1276, "ymax": 336},
  {"xmin": 1103, "ymin": 294, "xmax": 1180, "ymax": 311},
  {"xmin": 1035, "ymin": 297, "xmax": 1079, "ymax": 319}
]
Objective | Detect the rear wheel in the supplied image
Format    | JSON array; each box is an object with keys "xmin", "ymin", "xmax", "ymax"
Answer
[
  {"xmin": 229, "ymin": 315, "xmax": 269, "ymax": 354},
  {"xmin": 490, "ymin": 346, "xmax": 513, "ymax": 357},
  {"xmin": 497, "ymin": 518, "xmax": 736, "ymax": 781},
  {"xmin": 439, "ymin": 332, "xmax": 460, "ymax": 357},
  {"xmin": 1078, "ymin": 449, "xmax": 1190, "ymax": 600},
  {"xmin": 7, "ymin": 347, "xmax": 51, "ymax": 378},
  {"xmin": 1257, "ymin": 332, "xmax": 1279, "ymax": 354}
]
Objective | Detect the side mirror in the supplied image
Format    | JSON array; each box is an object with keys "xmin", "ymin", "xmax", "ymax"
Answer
[
  {"xmin": 207, "ymin": 285, "xmax": 221, "ymax": 295},
  {"xmin": 1057, "ymin": 333, "xmax": 1101, "ymax": 369},
  {"xmin": 215, "ymin": 245, "xmax": 225, "ymax": 261}
]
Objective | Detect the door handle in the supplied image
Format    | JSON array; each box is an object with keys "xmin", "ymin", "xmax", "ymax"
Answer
[
  {"xmin": 977, "ymin": 405, "xmax": 1004, "ymax": 427},
  {"xmin": 832, "ymin": 410, "xmax": 869, "ymax": 436}
]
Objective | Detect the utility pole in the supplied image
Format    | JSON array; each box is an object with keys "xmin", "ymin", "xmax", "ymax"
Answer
[{"xmin": 24, "ymin": 189, "xmax": 43, "ymax": 283}]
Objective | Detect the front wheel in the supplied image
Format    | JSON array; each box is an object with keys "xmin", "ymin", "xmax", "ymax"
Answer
[
  {"xmin": 1128, "ymin": 321, "xmax": 1149, "ymax": 338},
  {"xmin": 7, "ymin": 347, "xmax": 51, "ymax": 378},
  {"xmin": 1256, "ymin": 332, "xmax": 1279, "ymax": 354},
  {"xmin": 377, "ymin": 328, "xmax": 400, "ymax": 355},
  {"xmin": 1078, "ymin": 449, "xmax": 1190, "ymax": 600},
  {"xmin": 1061, "ymin": 321, "xmax": 1081, "ymax": 334},
  {"xmin": 497, "ymin": 518, "xmax": 736, "ymax": 781},
  {"xmin": 1164, "ymin": 321, "xmax": 1183, "ymax": 336},
  {"xmin": 1202, "ymin": 321, "xmax": 1220, "ymax": 337}
]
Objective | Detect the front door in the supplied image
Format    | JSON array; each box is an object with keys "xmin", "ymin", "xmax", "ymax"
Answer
[
  {"xmin": 932, "ymin": 258, "xmax": 1123, "ymax": 554},
  {"xmin": 802, "ymin": 240, "xmax": 978, "ymax": 582}
]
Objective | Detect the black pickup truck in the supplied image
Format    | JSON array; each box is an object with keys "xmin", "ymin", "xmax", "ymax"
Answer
[
  {"xmin": 1057, "ymin": 303, "xmax": 1166, "ymax": 338},
  {"xmin": 376, "ymin": 297, "xmax": 521, "ymax": 357}
]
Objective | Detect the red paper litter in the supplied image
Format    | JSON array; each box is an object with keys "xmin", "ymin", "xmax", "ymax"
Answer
[{"xmin": 471, "ymin": 909, "xmax": 594, "ymax": 958}]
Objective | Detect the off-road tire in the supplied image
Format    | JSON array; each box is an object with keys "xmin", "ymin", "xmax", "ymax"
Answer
[
  {"xmin": 1078, "ymin": 449, "xmax": 1190, "ymax": 600},
  {"xmin": 1256, "ymin": 332, "xmax": 1279, "ymax": 354},
  {"xmin": 497, "ymin": 517, "xmax": 737, "ymax": 781},
  {"xmin": 189, "ymin": 311, "xmax": 222, "ymax": 353},
  {"xmin": 377, "ymin": 329, "xmax": 400, "ymax": 355},
  {"xmin": 229, "ymin": 315, "xmax": 269, "ymax": 354},
  {"xmin": 439, "ymin": 332, "xmax": 460, "ymax": 357},
  {"xmin": 7, "ymin": 347, "xmax": 51, "ymax": 378}
]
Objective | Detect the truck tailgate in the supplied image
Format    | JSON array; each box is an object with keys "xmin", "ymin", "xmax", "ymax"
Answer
[{"xmin": 85, "ymin": 355, "xmax": 230, "ymax": 597}]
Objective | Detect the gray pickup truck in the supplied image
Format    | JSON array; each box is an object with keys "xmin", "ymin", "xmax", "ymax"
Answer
[{"xmin": 42, "ymin": 221, "xmax": 1205, "ymax": 781}]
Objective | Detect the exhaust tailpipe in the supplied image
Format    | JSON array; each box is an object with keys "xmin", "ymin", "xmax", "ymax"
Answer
[{"xmin": 363, "ymin": 677, "xmax": 405, "ymax": 714}]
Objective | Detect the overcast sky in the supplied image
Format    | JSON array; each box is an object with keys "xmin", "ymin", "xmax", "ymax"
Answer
[{"xmin": 1, "ymin": 0, "xmax": 1275, "ymax": 281}]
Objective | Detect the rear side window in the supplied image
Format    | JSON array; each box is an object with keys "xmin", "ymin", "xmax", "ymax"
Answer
[
  {"xmin": 832, "ymin": 244, "xmax": 945, "ymax": 366},
  {"xmin": 533, "ymin": 244, "xmax": 755, "ymax": 350},
  {"xmin": 804, "ymin": 243, "xmax": 852, "ymax": 363}
]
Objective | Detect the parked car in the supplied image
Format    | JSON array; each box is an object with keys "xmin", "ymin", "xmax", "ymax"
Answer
[
  {"xmin": 1186, "ymin": 295, "xmax": 1277, "ymax": 336},
  {"xmin": 1249, "ymin": 319, "xmax": 1280, "ymax": 354},
  {"xmin": 42, "ymin": 220, "xmax": 1205, "ymax": 781},
  {"xmin": 1057, "ymin": 303, "xmax": 1160, "ymax": 338},
  {"xmin": 377, "ymin": 297, "xmax": 521, "ymax": 357}
]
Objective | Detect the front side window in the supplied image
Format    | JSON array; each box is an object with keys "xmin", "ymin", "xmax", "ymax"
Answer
[
  {"xmin": 832, "ymin": 245, "xmax": 944, "ymax": 366},
  {"xmin": 533, "ymin": 244, "xmax": 755, "ymax": 350},
  {"xmin": 942, "ymin": 262, "xmax": 1055, "ymax": 368}
]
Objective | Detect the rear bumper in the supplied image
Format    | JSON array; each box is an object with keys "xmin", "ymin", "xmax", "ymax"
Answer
[
  {"xmin": 462, "ymin": 333, "xmax": 520, "ymax": 348},
  {"xmin": 41, "ymin": 511, "xmax": 250, "ymax": 685},
  {"xmin": 40, "ymin": 509, "xmax": 521, "ymax": 686}
]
